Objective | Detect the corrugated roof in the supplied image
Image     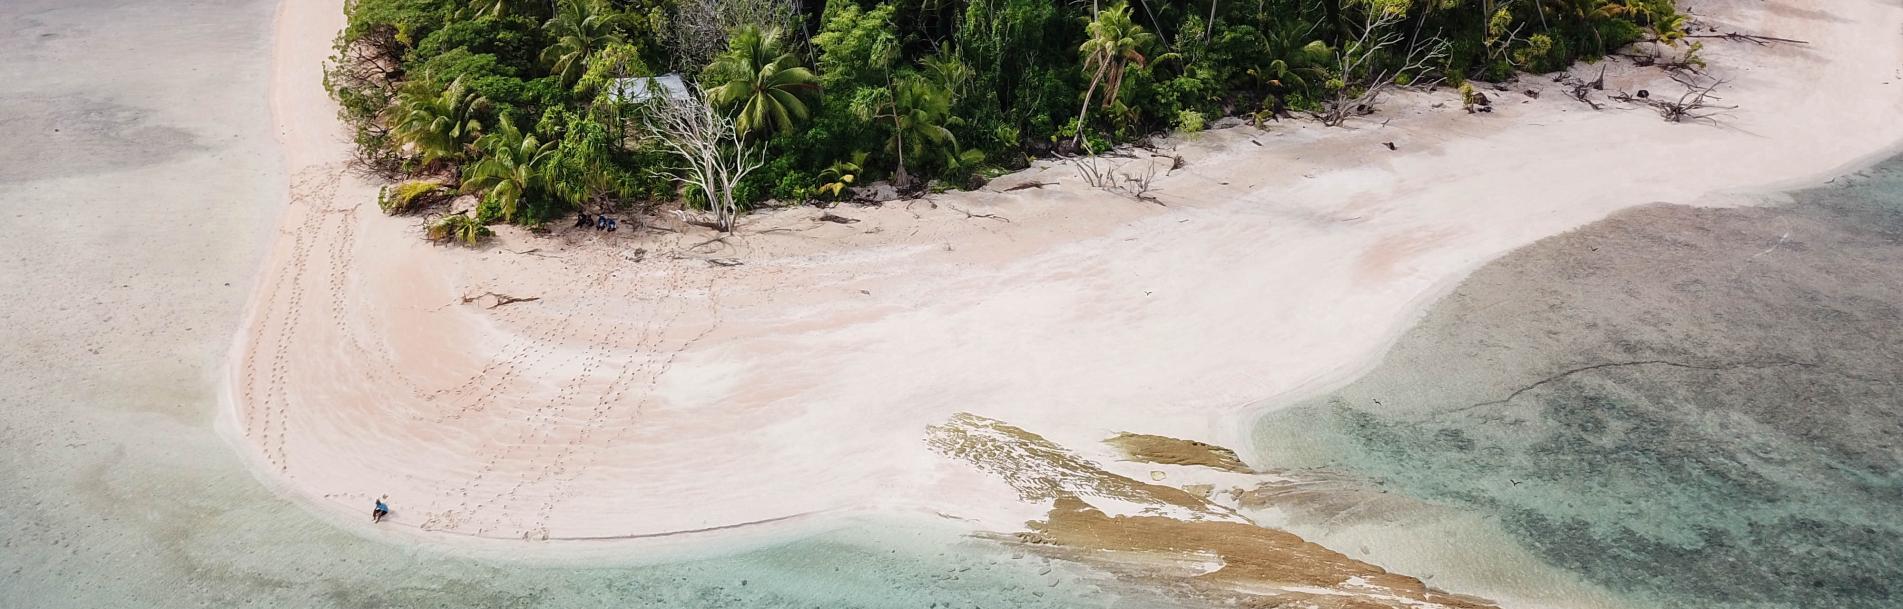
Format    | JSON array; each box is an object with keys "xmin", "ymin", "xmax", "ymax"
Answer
[{"xmin": 609, "ymin": 74, "xmax": 691, "ymax": 103}]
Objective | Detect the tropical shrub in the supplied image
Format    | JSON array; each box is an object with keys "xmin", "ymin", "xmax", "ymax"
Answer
[
  {"xmin": 817, "ymin": 151, "xmax": 867, "ymax": 199},
  {"xmin": 427, "ymin": 213, "xmax": 491, "ymax": 245},
  {"xmin": 462, "ymin": 116, "xmax": 563, "ymax": 223},
  {"xmin": 378, "ymin": 179, "xmax": 452, "ymax": 214},
  {"xmin": 385, "ymin": 77, "xmax": 487, "ymax": 169},
  {"xmin": 414, "ymin": 15, "xmax": 543, "ymax": 72},
  {"xmin": 1175, "ymin": 110, "xmax": 1206, "ymax": 133},
  {"xmin": 325, "ymin": 0, "xmax": 1686, "ymax": 233},
  {"xmin": 703, "ymin": 26, "xmax": 819, "ymax": 137},
  {"xmin": 542, "ymin": 0, "xmax": 625, "ymax": 86}
]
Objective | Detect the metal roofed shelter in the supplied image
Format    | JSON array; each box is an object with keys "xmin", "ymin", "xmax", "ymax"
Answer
[{"xmin": 610, "ymin": 74, "xmax": 691, "ymax": 104}]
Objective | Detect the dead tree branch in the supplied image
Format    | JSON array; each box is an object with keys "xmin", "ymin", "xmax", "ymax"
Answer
[
  {"xmin": 1686, "ymin": 32, "xmax": 1809, "ymax": 46},
  {"xmin": 507, "ymin": 248, "xmax": 565, "ymax": 259},
  {"xmin": 665, "ymin": 0, "xmax": 797, "ymax": 72},
  {"xmin": 1622, "ymin": 41, "xmax": 1709, "ymax": 74},
  {"xmin": 1321, "ymin": 7, "xmax": 1450, "ymax": 127},
  {"xmin": 949, "ymin": 205, "xmax": 1012, "ymax": 222},
  {"xmin": 1073, "ymin": 155, "xmax": 1165, "ymax": 205},
  {"xmin": 1613, "ymin": 75, "xmax": 1734, "ymax": 124},
  {"xmin": 685, "ymin": 234, "xmax": 730, "ymax": 252},
  {"xmin": 1121, "ymin": 163, "xmax": 1162, "ymax": 204},
  {"xmin": 1000, "ymin": 181, "xmax": 1055, "ymax": 192},
  {"xmin": 461, "ymin": 292, "xmax": 541, "ymax": 309},
  {"xmin": 1558, "ymin": 66, "xmax": 1607, "ymax": 110}
]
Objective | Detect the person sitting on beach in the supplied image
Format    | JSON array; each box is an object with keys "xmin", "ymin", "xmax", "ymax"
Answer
[
  {"xmin": 605, "ymin": 217, "xmax": 618, "ymax": 232},
  {"xmin": 575, "ymin": 212, "xmax": 594, "ymax": 229},
  {"xmin": 372, "ymin": 497, "xmax": 389, "ymax": 523},
  {"xmin": 595, "ymin": 215, "xmax": 610, "ymax": 231}
]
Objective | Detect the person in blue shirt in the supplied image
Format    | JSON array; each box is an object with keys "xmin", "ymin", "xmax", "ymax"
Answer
[{"xmin": 372, "ymin": 497, "xmax": 390, "ymax": 523}]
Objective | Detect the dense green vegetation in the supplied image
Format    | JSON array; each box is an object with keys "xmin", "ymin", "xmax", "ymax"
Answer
[{"xmin": 326, "ymin": 0, "xmax": 1684, "ymax": 233}]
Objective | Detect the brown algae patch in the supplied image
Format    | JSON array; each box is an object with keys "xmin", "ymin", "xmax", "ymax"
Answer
[
  {"xmin": 1104, "ymin": 432, "xmax": 1254, "ymax": 472},
  {"xmin": 928, "ymin": 413, "xmax": 1498, "ymax": 608},
  {"xmin": 1029, "ymin": 495, "xmax": 1497, "ymax": 609}
]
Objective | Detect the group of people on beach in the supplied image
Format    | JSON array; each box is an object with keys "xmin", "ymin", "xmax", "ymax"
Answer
[{"xmin": 575, "ymin": 211, "xmax": 618, "ymax": 232}]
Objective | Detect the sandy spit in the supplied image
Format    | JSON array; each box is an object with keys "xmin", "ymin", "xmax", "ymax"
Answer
[{"xmin": 230, "ymin": 0, "xmax": 1903, "ymax": 553}]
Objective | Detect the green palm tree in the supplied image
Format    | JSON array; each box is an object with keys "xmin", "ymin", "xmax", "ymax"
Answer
[
  {"xmin": 465, "ymin": 0, "xmax": 533, "ymax": 19},
  {"xmin": 1074, "ymin": 2, "xmax": 1155, "ymax": 149},
  {"xmin": 463, "ymin": 117, "xmax": 559, "ymax": 223},
  {"xmin": 1544, "ymin": 0, "xmax": 1650, "ymax": 53},
  {"xmin": 541, "ymin": 0, "xmax": 626, "ymax": 87},
  {"xmin": 1253, "ymin": 23, "xmax": 1331, "ymax": 112},
  {"xmin": 918, "ymin": 51, "xmax": 973, "ymax": 97},
  {"xmin": 852, "ymin": 72, "xmax": 973, "ymax": 187},
  {"xmin": 427, "ymin": 213, "xmax": 491, "ymax": 246},
  {"xmin": 704, "ymin": 26, "xmax": 820, "ymax": 137},
  {"xmin": 817, "ymin": 151, "xmax": 868, "ymax": 199},
  {"xmin": 386, "ymin": 78, "xmax": 486, "ymax": 169}
]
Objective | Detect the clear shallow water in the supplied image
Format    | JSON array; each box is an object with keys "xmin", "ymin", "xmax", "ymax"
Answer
[
  {"xmin": 1253, "ymin": 161, "xmax": 1903, "ymax": 609},
  {"xmin": 10, "ymin": 1, "xmax": 1901, "ymax": 607},
  {"xmin": 0, "ymin": 1, "xmax": 1121, "ymax": 607}
]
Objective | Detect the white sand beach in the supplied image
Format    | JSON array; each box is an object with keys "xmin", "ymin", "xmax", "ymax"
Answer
[{"xmin": 237, "ymin": 0, "xmax": 1903, "ymax": 565}]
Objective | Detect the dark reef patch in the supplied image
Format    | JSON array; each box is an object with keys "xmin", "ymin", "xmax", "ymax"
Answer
[
  {"xmin": 0, "ymin": 95, "xmax": 203, "ymax": 184},
  {"xmin": 1256, "ymin": 161, "xmax": 1903, "ymax": 609}
]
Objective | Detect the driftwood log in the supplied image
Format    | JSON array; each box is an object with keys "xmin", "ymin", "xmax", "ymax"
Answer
[
  {"xmin": 1687, "ymin": 32, "xmax": 1809, "ymax": 46},
  {"xmin": 461, "ymin": 291, "xmax": 541, "ymax": 309},
  {"xmin": 950, "ymin": 205, "xmax": 1011, "ymax": 223},
  {"xmin": 1000, "ymin": 181, "xmax": 1055, "ymax": 192}
]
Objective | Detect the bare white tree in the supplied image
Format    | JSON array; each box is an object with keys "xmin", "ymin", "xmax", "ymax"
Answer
[
  {"xmin": 666, "ymin": 0, "xmax": 798, "ymax": 71},
  {"xmin": 1321, "ymin": 3, "xmax": 1449, "ymax": 127},
  {"xmin": 645, "ymin": 89, "xmax": 764, "ymax": 232}
]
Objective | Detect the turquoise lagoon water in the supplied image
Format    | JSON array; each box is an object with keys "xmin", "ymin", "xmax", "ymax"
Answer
[{"xmin": 8, "ymin": 1, "xmax": 1900, "ymax": 607}]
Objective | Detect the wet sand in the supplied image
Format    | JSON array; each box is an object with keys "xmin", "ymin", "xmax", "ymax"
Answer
[
  {"xmin": 1254, "ymin": 160, "xmax": 1903, "ymax": 609},
  {"xmin": 1, "ymin": 0, "xmax": 288, "ymax": 602}
]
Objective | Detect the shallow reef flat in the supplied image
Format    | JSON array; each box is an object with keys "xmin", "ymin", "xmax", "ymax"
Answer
[
  {"xmin": 924, "ymin": 413, "xmax": 1499, "ymax": 608},
  {"xmin": 1255, "ymin": 160, "xmax": 1903, "ymax": 609}
]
